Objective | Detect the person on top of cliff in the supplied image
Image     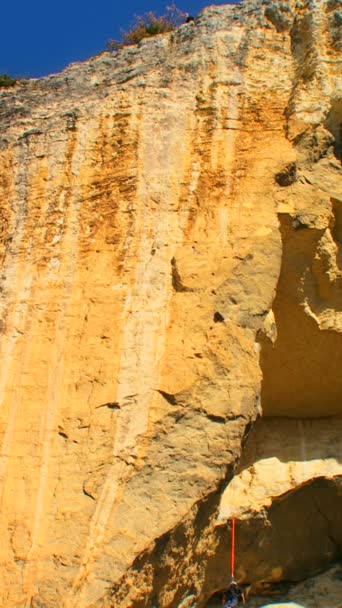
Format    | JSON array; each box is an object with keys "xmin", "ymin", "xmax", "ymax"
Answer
[{"xmin": 222, "ymin": 581, "xmax": 246, "ymax": 608}]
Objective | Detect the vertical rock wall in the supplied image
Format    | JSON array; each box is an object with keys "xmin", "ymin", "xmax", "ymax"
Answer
[{"xmin": 0, "ymin": 1, "xmax": 341, "ymax": 606}]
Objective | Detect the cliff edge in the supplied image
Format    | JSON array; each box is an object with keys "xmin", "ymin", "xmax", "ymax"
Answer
[{"xmin": 0, "ymin": 0, "xmax": 341, "ymax": 606}]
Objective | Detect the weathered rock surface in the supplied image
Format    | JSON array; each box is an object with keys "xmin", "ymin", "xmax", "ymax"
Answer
[{"xmin": 0, "ymin": 0, "xmax": 341, "ymax": 607}]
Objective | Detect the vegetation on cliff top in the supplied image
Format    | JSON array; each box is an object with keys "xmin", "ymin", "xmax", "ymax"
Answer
[
  {"xmin": 107, "ymin": 4, "xmax": 188, "ymax": 50},
  {"xmin": 0, "ymin": 74, "xmax": 17, "ymax": 88}
]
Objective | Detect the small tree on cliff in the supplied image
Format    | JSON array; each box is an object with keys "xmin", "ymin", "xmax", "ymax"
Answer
[
  {"xmin": 107, "ymin": 4, "xmax": 187, "ymax": 50},
  {"xmin": 0, "ymin": 74, "xmax": 17, "ymax": 88}
]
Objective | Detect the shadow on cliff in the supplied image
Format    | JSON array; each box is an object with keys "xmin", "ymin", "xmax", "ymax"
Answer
[
  {"xmin": 234, "ymin": 416, "xmax": 342, "ymax": 468},
  {"xmin": 258, "ymin": 214, "xmax": 342, "ymax": 418}
]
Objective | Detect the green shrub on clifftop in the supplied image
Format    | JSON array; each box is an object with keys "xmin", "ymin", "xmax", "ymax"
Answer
[
  {"xmin": 0, "ymin": 74, "xmax": 17, "ymax": 88},
  {"xmin": 107, "ymin": 4, "xmax": 187, "ymax": 50}
]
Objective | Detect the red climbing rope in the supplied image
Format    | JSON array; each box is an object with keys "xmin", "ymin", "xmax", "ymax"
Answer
[{"xmin": 231, "ymin": 517, "xmax": 236, "ymax": 581}]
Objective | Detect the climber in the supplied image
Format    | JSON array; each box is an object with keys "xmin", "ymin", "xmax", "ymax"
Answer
[
  {"xmin": 185, "ymin": 13, "xmax": 195, "ymax": 22},
  {"xmin": 222, "ymin": 581, "xmax": 246, "ymax": 608}
]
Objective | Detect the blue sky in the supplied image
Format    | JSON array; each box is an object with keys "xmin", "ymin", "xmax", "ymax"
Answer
[{"xmin": 1, "ymin": 1, "xmax": 239, "ymax": 79}]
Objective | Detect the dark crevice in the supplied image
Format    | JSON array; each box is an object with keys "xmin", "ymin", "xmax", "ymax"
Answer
[
  {"xmin": 171, "ymin": 257, "xmax": 193, "ymax": 292},
  {"xmin": 275, "ymin": 162, "xmax": 297, "ymax": 186},
  {"xmin": 157, "ymin": 390, "xmax": 177, "ymax": 405},
  {"xmin": 83, "ymin": 487, "xmax": 96, "ymax": 500},
  {"xmin": 96, "ymin": 402, "xmax": 121, "ymax": 410},
  {"xmin": 213, "ymin": 311, "xmax": 225, "ymax": 323},
  {"xmin": 292, "ymin": 216, "xmax": 310, "ymax": 230},
  {"xmin": 239, "ymin": 417, "xmax": 254, "ymax": 453},
  {"xmin": 206, "ymin": 414, "xmax": 226, "ymax": 424}
]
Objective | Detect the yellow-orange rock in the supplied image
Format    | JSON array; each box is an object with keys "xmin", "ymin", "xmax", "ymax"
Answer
[{"xmin": 0, "ymin": 1, "xmax": 341, "ymax": 607}]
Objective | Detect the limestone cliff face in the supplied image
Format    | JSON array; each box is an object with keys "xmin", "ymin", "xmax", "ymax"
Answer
[{"xmin": 0, "ymin": 1, "xmax": 341, "ymax": 607}]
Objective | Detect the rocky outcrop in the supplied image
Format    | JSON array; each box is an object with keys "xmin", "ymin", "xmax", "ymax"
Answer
[
  {"xmin": 0, "ymin": 1, "xmax": 341, "ymax": 607},
  {"xmin": 219, "ymin": 417, "xmax": 342, "ymax": 521}
]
